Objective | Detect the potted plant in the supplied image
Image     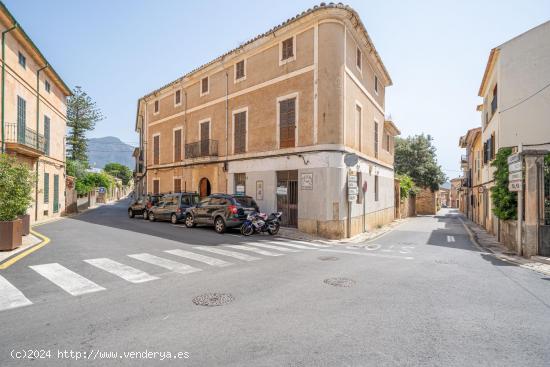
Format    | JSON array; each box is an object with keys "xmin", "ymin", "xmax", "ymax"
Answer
[{"xmin": 0, "ymin": 154, "xmax": 34, "ymax": 250}]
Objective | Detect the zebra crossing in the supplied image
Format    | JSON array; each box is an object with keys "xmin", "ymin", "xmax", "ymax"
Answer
[{"xmin": 0, "ymin": 239, "xmax": 326, "ymax": 312}]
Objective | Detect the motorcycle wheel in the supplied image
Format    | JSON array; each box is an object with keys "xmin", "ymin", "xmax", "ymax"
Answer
[
  {"xmin": 268, "ymin": 222, "xmax": 280, "ymax": 235},
  {"xmin": 241, "ymin": 223, "xmax": 254, "ymax": 236}
]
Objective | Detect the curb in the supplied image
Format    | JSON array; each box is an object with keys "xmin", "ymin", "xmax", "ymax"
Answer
[{"xmin": 0, "ymin": 228, "xmax": 50, "ymax": 270}]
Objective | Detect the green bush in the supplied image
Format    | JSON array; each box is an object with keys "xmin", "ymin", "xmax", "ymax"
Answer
[
  {"xmin": 397, "ymin": 174, "xmax": 416, "ymax": 200},
  {"xmin": 490, "ymin": 148, "xmax": 517, "ymax": 220},
  {"xmin": 0, "ymin": 154, "xmax": 35, "ymax": 221},
  {"xmin": 75, "ymin": 171, "xmax": 115, "ymax": 195}
]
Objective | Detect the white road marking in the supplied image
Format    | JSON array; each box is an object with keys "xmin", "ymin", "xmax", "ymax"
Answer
[
  {"xmin": 364, "ymin": 244, "xmax": 381, "ymax": 251},
  {"xmin": 30, "ymin": 263, "xmax": 106, "ymax": 296},
  {"xmin": 193, "ymin": 247, "xmax": 260, "ymax": 261},
  {"xmin": 264, "ymin": 241, "xmax": 317, "ymax": 250},
  {"xmin": 84, "ymin": 258, "xmax": 159, "ymax": 283},
  {"xmin": 164, "ymin": 249, "xmax": 233, "ymax": 267},
  {"xmin": 128, "ymin": 253, "xmax": 202, "ymax": 275},
  {"xmin": 226, "ymin": 245, "xmax": 284, "ymax": 257},
  {"xmin": 447, "ymin": 235, "xmax": 456, "ymax": 243},
  {"xmin": 319, "ymin": 249, "xmax": 414, "ymax": 260},
  {"xmin": 247, "ymin": 242, "xmax": 301, "ymax": 252},
  {"xmin": 0, "ymin": 275, "xmax": 32, "ymax": 311},
  {"xmin": 283, "ymin": 240, "xmax": 329, "ymax": 248}
]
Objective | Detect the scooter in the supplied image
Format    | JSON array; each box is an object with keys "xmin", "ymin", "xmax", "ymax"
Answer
[{"xmin": 241, "ymin": 212, "xmax": 282, "ymax": 236}]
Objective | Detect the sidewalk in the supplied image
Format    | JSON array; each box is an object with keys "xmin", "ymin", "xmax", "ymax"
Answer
[{"xmin": 460, "ymin": 215, "xmax": 550, "ymax": 276}]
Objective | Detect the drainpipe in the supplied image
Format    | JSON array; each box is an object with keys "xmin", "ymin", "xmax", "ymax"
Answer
[
  {"xmin": 225, "ymin": 70, "xmax": 229, "ymax": 193},
  {"xmin": 1, "ymin": 24, "xmax": 18, "ymax": 153},
  {"xmin": 35, "ymin": 64, "xmax": 48, "ymax": 222}
]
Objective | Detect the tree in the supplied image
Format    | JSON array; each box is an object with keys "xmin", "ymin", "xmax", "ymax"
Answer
[
  {"xmin": 103, "ymin": 162, "xmax": 133, "ymax": 186},
  {"xmin": 0, "ymin": 154, "xmax": 35, "ymax": 221},
  {"xmin": 66, "ymin": 86, "xmax": 104, "ymax": 164},
  {"xmin": 490, "ymin": 148, "xmax": 517, "ymax": 220},
  {"xmin": 395, "ymin": 134, "xmax": 447, "ymax": 191}
]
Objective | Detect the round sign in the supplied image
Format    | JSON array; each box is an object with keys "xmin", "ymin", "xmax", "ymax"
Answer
[{"xmin": 344, "ymin": 153, "xmax": 358, "ymax": 167}]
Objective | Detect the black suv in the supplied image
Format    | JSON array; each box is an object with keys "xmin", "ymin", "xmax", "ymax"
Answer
[
  {"xmin": 128, "ymin": 194, "xmax": 162, "ymax": 219},
  {"xmin": 184, "ymin": 194, "xmax": 259, "ymax": 233},
  {"xmin": 148, "ymin": 192, "xmax": 200, "ymax": 224}
]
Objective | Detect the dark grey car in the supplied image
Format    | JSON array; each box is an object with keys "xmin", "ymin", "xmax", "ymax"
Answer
[
  {"xmin": 184, "ymin": 194, "xmax": 259, "ymax": 233},
  {"xmin": 148, "ymin": 192, "xmax": 200, "ymax": 224}
]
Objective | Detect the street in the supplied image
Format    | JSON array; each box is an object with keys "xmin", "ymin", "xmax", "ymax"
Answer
[{"xmin": 0, "ymin": 200, "xmax": 549, "ymax": 366}]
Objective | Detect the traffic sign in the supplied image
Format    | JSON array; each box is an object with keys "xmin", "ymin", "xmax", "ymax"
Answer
[
  {"xmin": 508, "ymin": 180, "xmax": 522, "ymax": 192},
  {"xmin": 508, "ymin": 171, "xmax": 522, "ymax": 181},
  {"xmin": 348, "ymin": 187, "xmax": 358, "ymax": 195},
  {"xmin": 348, "ymin": 194, "xmax": 358, "ymax": 202},
  {"xmin": 344, "ymin": 153, "xmax": 359, "ymax": 167}
]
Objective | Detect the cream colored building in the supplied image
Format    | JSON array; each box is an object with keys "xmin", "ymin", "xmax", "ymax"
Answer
[
  {"xmin": 135, "ymin": 4, "xmax": 400, "ymax": 239},
  {"xmin": 0, "ymin": 3, "xmax": 71, "ymax": 223}
]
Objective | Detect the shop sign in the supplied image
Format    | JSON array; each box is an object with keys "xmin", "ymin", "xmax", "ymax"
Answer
[
  {"xmin": 276, "ymin": 186, "xmax": 288, "ymax": 195},
  {"xmin": 301, "ymin": 173, "xmax": 313, "ymax": 190}
]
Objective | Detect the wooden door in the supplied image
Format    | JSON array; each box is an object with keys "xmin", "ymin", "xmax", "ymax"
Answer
[{"xmin": 276, "ymin": 170, "xmax": 298, "ymax": 227}]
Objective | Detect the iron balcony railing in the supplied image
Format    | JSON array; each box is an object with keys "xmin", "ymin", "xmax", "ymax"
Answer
[
  {"xmin": 5, "ymin": 123, "xmax": 45, "ymax": 153},
  {"xmin": 185, "ymin": 139, "xmax": 218, "ymax": 159},
  {"xmin": 461, "ymin": 154, "xmax": 468, "ymax": 163}
]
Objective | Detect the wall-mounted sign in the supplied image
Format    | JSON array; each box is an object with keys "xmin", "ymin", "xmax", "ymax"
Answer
[
  {"xmin": 98, "ymin": 187, "xmax": 106, "ymax": 194},
  {"xmin": 348, "ymin": 187, "xmax": 358, "ymax": 196},
  {"xmin": 508, "ymin": 180, "xmax": 522, "ymax": 192},
  {"xmin": 507, "ymin": 153, "xmax": 520, "ymax": 165},
  {"xmin": 301, "ymin": 173, "xmax": 313, "ymax": 190},
  {"xmin": 508, "ymin": 161, "xmax": 522, "ymax": 173},
  {"xmin": 236, "ymin": 185, "xmax": 245, "ymax": 195},
  {"xmin": 347, "ymin": 171, "xmax": 358, "ymax": 202},
  {"xmin": 256, "ymin": 181, "xmax": 263, "ymax": 200},
  {"xmin": 276, "ymin": 186, "xmax": 288, "ymax": 195},
  {"xmin": 348, "ymin": 194, "xmax": 358, "ymax": 202},
  {"xmin": 508, "ymin": 171, "xmax": 522, "ymax": 181}
]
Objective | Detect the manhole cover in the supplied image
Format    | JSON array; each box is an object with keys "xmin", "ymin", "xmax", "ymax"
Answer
[
  {"xmin": 192, "ymin": 293, "xmax": 234, "ymax": 307},
  {"xmin": 323, "ymin": 277, "xmax": 355, "ymax": 287},
  {"xmin": 318, "ymin": 256, "xmax": 339, "ymax": 261}
]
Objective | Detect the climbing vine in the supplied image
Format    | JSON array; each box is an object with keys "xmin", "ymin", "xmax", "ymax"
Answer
[{"xmin": 490, "ymin": 148, "xmax": 517, "ymax": 220}]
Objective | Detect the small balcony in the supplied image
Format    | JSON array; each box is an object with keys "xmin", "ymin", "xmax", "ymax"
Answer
[
  {"xmin": 185, "ymin": 139, "xmax": 218, "ymax": 159},
  {"xmin": 460, "ymin": 154, "xmax": 468, "ymax": 169},
  {"xmin": 4, "ymin": 123, "xmax": 45, "ymax": 157}
]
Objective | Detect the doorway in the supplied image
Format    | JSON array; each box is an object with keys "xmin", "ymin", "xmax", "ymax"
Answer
[
  {"xmin": 199, "ymin": 177, "xmax": 211, "ymax": 198},
  {"xmin": 276, "ymin": 170, "xmax": 298, "ymax": 227}
]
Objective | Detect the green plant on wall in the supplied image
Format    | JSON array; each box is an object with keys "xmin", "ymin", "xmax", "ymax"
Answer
[
  {"xmin": 397, "ymin": 174, "xmax": 417, "ymax": 201},
  {"xmin": 0, "ymin": 154, "xmax": 35, "ymax": 221},
  {"xmin": 490, "ymin": 147, "xmax": 517, "ymax": 220}
]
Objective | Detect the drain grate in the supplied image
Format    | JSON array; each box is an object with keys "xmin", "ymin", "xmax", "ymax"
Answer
[
  {"xmin": 323, "ymin": 277, "xmax": 355, "ymax": 287},
  {"xmin": 318, "ymin": 256, "xmax": 339, "ymax": 261},
  {"xmin": 192, "ymin": 293, "xmax": 234, "ymax": 307}
]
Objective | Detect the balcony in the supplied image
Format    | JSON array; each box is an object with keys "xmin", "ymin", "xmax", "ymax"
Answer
[
  {"xmin": 185, "ymin": 139, "xmax": 218, "ymax": 159},
  {"xmin": 460, "ymin": 154, "xmax": 468, "ymax": 169},
  {"xmin": 4, "ymin": 123, "xmax": 45, "ymax": 157}
]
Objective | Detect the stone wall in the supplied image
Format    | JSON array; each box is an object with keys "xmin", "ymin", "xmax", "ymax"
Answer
[{"xmin": 416, "ymin": 188, "xmax": 437, "ymax": 215}]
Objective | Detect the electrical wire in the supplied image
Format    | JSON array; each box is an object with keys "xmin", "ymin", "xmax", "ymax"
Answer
[{"xmin": 500, "ymin": 81, "xmax": 550, "ymax": 113}]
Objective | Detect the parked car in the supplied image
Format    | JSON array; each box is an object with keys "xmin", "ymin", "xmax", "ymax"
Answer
[
  {"xmin": 148, "ymin": 192, "xmax": 200, "ymax": 224},
  {"xmin": 142, "ymin": 194, "xmax": 163, "ymax": 220},
  {"xmin": 184, "ymin": 194, "xmax": 260, "ymax": 233}
]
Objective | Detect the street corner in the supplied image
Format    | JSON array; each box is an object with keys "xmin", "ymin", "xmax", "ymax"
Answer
[{"xmin": 0, "ymin": 229, "xmax": 50, "ymax": 270}]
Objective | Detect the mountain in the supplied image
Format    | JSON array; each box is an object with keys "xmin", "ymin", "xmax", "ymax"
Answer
[{"xmin": 87, "ymin": 136, "xmax": 134, "ymax": 170}]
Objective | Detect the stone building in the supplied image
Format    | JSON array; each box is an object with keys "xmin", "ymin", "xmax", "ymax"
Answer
[
  {"xmin": 0, "ymin": 3, "xmax": 71, "ymax": 223},
  {"xmin": 134, "ymin": 4, "xmax": 400, "ymax": 239}
]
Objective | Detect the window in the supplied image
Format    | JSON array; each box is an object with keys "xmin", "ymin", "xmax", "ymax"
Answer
[
  {"xmin": 374, "ymin": 121, "xmax": 379, "ymax": 159},
  {"xmin": 491, "ymin": 84, "xmax": 498, "ymax": 115},
  {"xmin": 355, "ymin": 104, "xmax": 362, "ymax": 150},
  {"xmin": 374, "ymin": 175, "xmax": 379, "ymax": 202},
  {"xmin": 45, "ymin": 80, "xmax": 51, "ymax": 93},
  {"xmin": 356, "ymin": 47, "xmax": 362, "ymax": 71},
  {"xmin": 44, "ymin": 173, "xmax": 50, "ymax": 204},
  {"xmin": 280, "ymin": 36, "xmax": 294, "ymax": 62},
  {"xmin": 173, "ymin": 128, "xmax": 182, "ymax": 161},
  {"xmin": 153, "ymin": 179, "xmax": 160, "ymax": 194},
  {"xmin": 175, "ymin": 90, "xmax": 181, "ymax": 106},
  {"xmin": 374, "ymin": 75, "xmax": 379, "ymax": 94},
  {"xmin": 53, "ymin": 174, "xmax": 59, "ymax": 213},
  {"xmin": 154, "ymin": 100, "xmax": 159, "ymax": 114},
  {"xmin": 18, "ymin": 52, "xmax": 26, "ymax": 68},
  {"xmin": 201, "ymin": 77, "xmax": 209, "ymax": 96},
  {"xmin": 17, "ymin": 96, "xmax": 26, "ymax": 143},
  {"xmin": 153, "ymin": 134, "xmax": 160, "ymax": 165},
  {"xmin": 174, "ymin": 178, "xmax": 181, "ymax": 193},
  {"xmin": 491, "ymin": 133, "xmax": 495, "ymax": 160},
  {"xmin": 384, "ymin": 133, "xmax": 391, "ymax": 152},
  {"xmin": 233, "ymin": 110, "xmax": 247, "ymax": 154},
  {"xmin": 235, "ymin": 60, "xmax": 246, "ymax": 81},
  {"xmin": 44, "ymin": 115, "xmax": 50, "ymax": 156},
  {"xmin": 279, "ymin": 97, "xmax": 296, "ymax": 148}
]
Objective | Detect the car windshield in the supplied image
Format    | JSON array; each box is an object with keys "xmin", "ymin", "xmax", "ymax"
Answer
[
  {"xmin": 233, "ymin": 196, "xmax": 257, "ymax": 208},
  {"xmin": 182, "ymin": 194, "xmax": 200, "ymax": 206}
]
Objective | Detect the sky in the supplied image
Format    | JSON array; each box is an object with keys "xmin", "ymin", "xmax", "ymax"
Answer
[{"xmin": 4, "ymin": 0, "xmax": 550, "ymax": 178}]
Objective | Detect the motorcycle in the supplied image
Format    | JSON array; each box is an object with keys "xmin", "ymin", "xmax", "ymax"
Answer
[{"xmin": 240, "ymin": 212, "xmax": 282, "ymax": 236}]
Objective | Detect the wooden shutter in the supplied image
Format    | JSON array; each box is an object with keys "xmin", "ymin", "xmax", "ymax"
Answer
[
  {"xmin": 201, "ymin": 77, "xmax": 208, "ymax": 94},
  {"xmin": 279, "ymin": 98, "xmax": 296, "ymax": 148},
  {"xmin": 236, "ymin": 61, "xmax": 245, "ymax": 79},
  {"xmin": 44, "ymin": 173, "xmax": 49, "ymax": 203},
  {"xmin": 153, "ymin": 135, "xmax": 160, "ymax": 165},
  {"xmin": 153, "ymin": 180, "xmax": 160, "ymax": 194},
  {"xmin": 234, "ymin": 111, "xmax": 246, "ymax": 154},
  {"xmin": 374, "ymin": 122, "xmax": 379, "ymax": 158},
  {"xmin": 17, "ymin": 96, "xmax": 26, "ymax": 143},
  {"xmin": 282, "ymin": 38, "xmax": 293, "ymax": 60},
  {"xmin": 53, "ymin": 174, "xmax": 59, "ymax": 213},
  {"xmin": 174, "ymin": 129, "xmax": 182, "ymax": 161},
  {"xmin": 174, "ymin": 178, "xmax": 181, "ymax": 193},
  {"xmin": 44, "ymin": 116, "xmax": 50, "ymax": 156}
]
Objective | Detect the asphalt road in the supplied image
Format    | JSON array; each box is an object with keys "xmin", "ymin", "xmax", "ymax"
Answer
[{"xmin": 0, "ymin": 200, "xmax": 549, "ymax": 366}]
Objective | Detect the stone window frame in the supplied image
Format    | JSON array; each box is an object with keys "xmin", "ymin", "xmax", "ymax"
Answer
[
  {"xmin": 174, "ymin": 89, "xmax": 182, "ymax": 107},
  {"xmin": 234, "ymin": 59, "xmax": 247, "ymax": 83},
  {"xmin": 232, "ymin": 106, "xmax": 248, "ymax": 155},
  {"xmin": 200, "ymin": 76, "xmax": 209, "ymax": 97},
  {"xmin": 276, "ymin": 92, "xmax": 299, "ymax": 149},
  {"xmin": 279, "ymin": 35, "xmax": 296, "ymax": 66}
]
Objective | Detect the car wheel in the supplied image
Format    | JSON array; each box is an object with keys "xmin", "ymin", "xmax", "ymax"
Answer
[
  {"xmin": 171, "ymin": 214, "xmax": 178, "ymax": 224},
  {"xmin": 214, "ymin": 217, "xmax": 226, "ymax": 234},
  {"xmin": 185, "ymin": 214, "xmax": 196, "ymax": 228},
  {"xmin": 143, "ymin": 211, "xmax": 149, "ymax": 220},
  {"xmin": 149, "ymin": 212, "xmax": 156, "ymax": 222},
  {"xmin": 128, "ymin": 209, "xmax": 134, "ymax": 218}
]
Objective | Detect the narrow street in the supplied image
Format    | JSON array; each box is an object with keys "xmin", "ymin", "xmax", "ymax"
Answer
[{"xmin": 0, "ymin": 200, "xmax": 548, "ymax": 366}]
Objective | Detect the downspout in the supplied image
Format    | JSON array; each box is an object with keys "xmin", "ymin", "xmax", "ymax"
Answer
[
  {"xmin": 225, "ymin": 70, "xmax": 229, "ymax": 193},
  {"xmin": 35, "ymin": 64, "xmax": 48, "ymax": 222},
  {"xmin": 1, "ymin": 24, "xmax": 18, "ymax": 153},
  {"xmin": 183, "ymin": 91, "xmax": 187, "ymax": 191}
]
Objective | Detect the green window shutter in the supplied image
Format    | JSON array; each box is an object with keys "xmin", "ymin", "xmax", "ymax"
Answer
[
  {"xmin": 44, "ymin": 116, "xmax": 50, "ymax": 156},
  {"xmin": 17, "ymin": 96, "xmax": 26, "ymax": 143},
  {"xmin": 53, "ymin": 174, "xmax": 59, "ymax": 213},
  {"xmin": 44, "ymin": 173, "xmax": 50, "ymax": 204}
]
